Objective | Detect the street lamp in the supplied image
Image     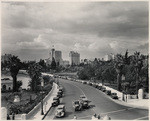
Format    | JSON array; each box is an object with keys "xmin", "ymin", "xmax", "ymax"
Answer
[{"xmin": 41, "ymin": 77, "xmax": 44, "ymax": 115}]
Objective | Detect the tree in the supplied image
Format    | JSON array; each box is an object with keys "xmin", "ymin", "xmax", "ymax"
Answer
[
  {"xmin": 114, "ymin": 50, "xmax": 130, "ymax": 91},
  {"xmin": 8, "ymin": 56, "xmax": 21, "ymax": 92},
  {"xmin": 51, "ymin": 57, "xmax": 56, "ymax": 70},
  {"xmin": 39, "ymin": 59, "xmax": 47, "ymax": 72},
  {"xmin": 130, "ymin": 52, "xmax": 143, "ymax": 98},
  {"xmin": 114, "ymin": 54, "xmax": 124, "ymax": 91},
  {"xmin": 27, "ymin": 63, "xmax": 42, "ymax": 92}
]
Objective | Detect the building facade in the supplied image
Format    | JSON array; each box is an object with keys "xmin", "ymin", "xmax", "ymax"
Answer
[
  {"xmin": 69, "ymin": 51, "xmax": 80, "ymax": 65},
  {"xmin": 1, "ymin": 78, "xmax": 13, "ymax": 91},
  {"xmin": 104, "ymin": 53, "xmax": 115, "ymax": 61}
]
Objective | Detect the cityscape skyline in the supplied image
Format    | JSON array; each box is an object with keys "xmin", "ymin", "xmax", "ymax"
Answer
[{"xmin": 1, "ymin": 2, "xmax": 148, "ymax": 61}]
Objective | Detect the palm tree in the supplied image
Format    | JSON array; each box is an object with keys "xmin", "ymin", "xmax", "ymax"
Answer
[
  {"xmin": 114, "ymin": 54, "xmax": 124, "ymax": 91},
  {"xmin": 131, "ymin": 52, "xmax": 143, "ymax": 98},
  {"xmin": 27, "ymin": 63, "xmax": 42, "ymax": 92},
  {"xmin": 114, "ymin": 50, "xmax": 130, "ymax": 91},
  {"xmin": 8, "ymin": 56, "xmax": 21, "ymax": 92}
]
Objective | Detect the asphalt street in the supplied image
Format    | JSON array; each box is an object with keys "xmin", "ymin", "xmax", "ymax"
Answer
[{"xmin": 44, "ymin": 78, "xmax": 149, "ymax": 120}]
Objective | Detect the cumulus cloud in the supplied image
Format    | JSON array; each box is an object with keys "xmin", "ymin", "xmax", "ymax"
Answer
[{"xmin": 1, "ymin": 2, "xmax": 148, "ymax": 61}]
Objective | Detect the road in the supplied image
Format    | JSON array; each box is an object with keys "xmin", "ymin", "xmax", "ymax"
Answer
[{"xmin": 44, "ymin": 78, "xmax": 149, "ymax": 120}]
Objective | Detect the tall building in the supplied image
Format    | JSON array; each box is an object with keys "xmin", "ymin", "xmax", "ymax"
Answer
[
  {"xmin": 69, "ymin": 51, "xmax": 80, "ymax": 66},
  {"xmin": 55, "ymin": 51, "xmax": 63, "ymax": 65},
  {"xmin": 104, "ymin": 53, "xmax": 115, "ymax": 61},
  {"xmin": 49, "ymin": 47, "xmax": 62, "ymax": 65},
  {"xmin": 50, "ymin": 47, "xmax": 55, "ymax": 60}
]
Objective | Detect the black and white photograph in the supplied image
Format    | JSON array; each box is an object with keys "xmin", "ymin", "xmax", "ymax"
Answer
[{"xmin": 1, "ymin": 1, "xmax": 149, "ymax": 120}]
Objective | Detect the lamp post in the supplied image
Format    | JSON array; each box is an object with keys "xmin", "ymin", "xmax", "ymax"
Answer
[{"xmin": 41, "ymin": 77, "xmax": 44, "ymax": 115}]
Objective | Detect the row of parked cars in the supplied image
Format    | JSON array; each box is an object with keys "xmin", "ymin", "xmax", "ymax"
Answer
[
  {"xmin": 80, "ymin": 81, "xmax": 119, "ymax": 100},
  {"xmin": 51, "ymin": 86, "xmax": 66, "ymax": 118}
]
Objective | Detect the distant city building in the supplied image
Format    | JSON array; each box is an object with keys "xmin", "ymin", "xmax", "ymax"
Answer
[
  {"xmin": 49, "ymin": 47, "xmax": 63, "ymax": 65},
  {"xmin": 44, "ymin": 58, "xmax": 51, "ymax": 66},
  {"xmin": 1, "ymin": 54, "xmax": 12, "ymax": 63},
  {"xmin": 69, "ymin": 51, "xmax": 80, "ymax": 65},
  {"xmin": 1, "ymin": 78, "xmax": 13, "ymax": 91},
  {"xmin": 55, "ymin": 51, "xmax": 63, "ymax": 65},
  {"xmin": 104, "ymin": 53, "xmax": 115, "ymax": 61},
  {"xmin": 60, "ymin": 60, "xmax": 70, "ymax": 67}
]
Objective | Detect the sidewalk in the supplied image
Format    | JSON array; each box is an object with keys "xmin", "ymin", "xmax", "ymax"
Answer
[
  {"xmin": 29, "ymin": 83, "xmax": 59, "ymax": 120},
  {"xmin": 125, "ymin": 99, "xmax": 149, "ymax": 109},
  {"xmin": 109, "ymin": 96, "xmax": 149, "ymax": 109}
]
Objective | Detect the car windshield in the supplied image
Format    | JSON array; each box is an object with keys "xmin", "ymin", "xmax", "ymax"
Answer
[{"xmin": 80, "ymin": 95, "xmax": 86, "ymax": 98}]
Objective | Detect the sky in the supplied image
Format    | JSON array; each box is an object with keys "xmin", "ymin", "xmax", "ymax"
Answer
[{"xmin": 1, "ymin": 1, "xmax": 149, "ymax": 61}]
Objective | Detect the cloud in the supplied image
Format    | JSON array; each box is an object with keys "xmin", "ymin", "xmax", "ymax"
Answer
[{"xmin": 1, "ymin": 2, "xmax": 148, "ymax": 61}]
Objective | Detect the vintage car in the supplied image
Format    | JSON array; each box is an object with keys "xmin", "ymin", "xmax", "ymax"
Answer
[
  {"xmin": 59, "ymin": 86, "xmax": 63, "ymax": 91},
  {"xmin": 105, "ymin": 90, "xmax": 111, "ymax": 95},
  {"xmin": 80, "ymin": 98, "xmax": 90, "ymax": 109},
  {"xmin": 55, "ymin": 105, "xmax": 66, "ymax": 118},
  {"xmin": 101, "ymin": 87, "xmax": 106, "ymax": 92},
  {"xmin": 72, "ymin": 100, "xmax": 82, "ymax": 111},
  {"xmin": 80, "ymin": 95, "xmax": 87, "ymax": 100},
  {"xmin": 111, "ymin": 93, "xmax": 118, "ymax": 99},
  {"xmin": 52, "ymin": 97, "xmax": 60, "ymax": 106},
  {"xmin": 57, "ymin": 91, "xmax": 63, "ymax": 98},
  {"xmin": 97, "ymin": 85, "xmax": 102, "ymax": 90},
  {"xmin": 92, "ymin": 83, "xmax": 98, "ymax": 88}
]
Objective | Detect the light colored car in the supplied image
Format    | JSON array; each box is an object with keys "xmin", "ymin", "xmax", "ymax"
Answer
[
  {"xmin": 80, "ymin": 95, "xmax": 87, "ymax": 100},
  {"xmin": 55, "ymin": 105, "xmax": 66, "ymax": 118}
]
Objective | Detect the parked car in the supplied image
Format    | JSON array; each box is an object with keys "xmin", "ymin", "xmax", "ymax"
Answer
[
  {"xmin": 105, "ymin": 90, "xmax": 111, "ymax": 95},
  {"xmin": 55, "ymin": 105, "xmax": 66, "ymax": 118},
  {"xmin": 57, "ymin": 91, "xmax": 63, "ymax": 98},
  {"xmin": 101, "ymin": 87, "xmax": 106, "ymax": 92},
  {"xmin": 97, "ymin": 85, "xmax": 102, "ymax": 90},
  {"xmin": 111, "ymin": 93, "xmax": 118, "ymax": 99},
  {"xmin": 92, "ymin": 83, "xmax": 97, "ymax": 88},
  {"xmin": 89, "ymin": 82, "xmax": 92, "ymax": 86},
  {"xmin": 72, "ymin": 100, "xmax": 82, "ymax": 111},
  {"xmin": 59, "ymin": 86, "xmax": 63, "ymax": 91},
  {"xmin": 82, "ymin": 81, "xmax": 87, "ymax": 84},
  {"xmin": 52, "ymin": 97, "xmax": 60, "ymax": 106}
]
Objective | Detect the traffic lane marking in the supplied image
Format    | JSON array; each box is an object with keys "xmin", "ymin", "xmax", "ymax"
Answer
[{"xmin": 101, "ymin": 107, "xmax": 135, "ymax": 115}]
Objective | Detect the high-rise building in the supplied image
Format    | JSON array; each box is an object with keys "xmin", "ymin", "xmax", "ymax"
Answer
[
  {"xmin": 49, "ymin": 47, "xmax": 62, "ymax": 65},
  {"xmin": 69, "ymin": 51, "xmax": 80, "ymax": 65},
  {"xmin": 55, "ymin": 51, "xmax": 62, "ymax": 65}
]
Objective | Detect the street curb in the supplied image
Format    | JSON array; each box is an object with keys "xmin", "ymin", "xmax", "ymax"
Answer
[
  {"xmin": 109, "ymin": 97, "xmax": 149, "ymax": 110},
  {"xmin": 42, "ymin": 82, "xmax": 59, "ymax": 120},
  {"xmin": 95, "ymin": 86, "xmax": 149, "ymax": 110},
  {"xmin": 42, "ymin": 105, "xmax": 53, "ymax": 120}
]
